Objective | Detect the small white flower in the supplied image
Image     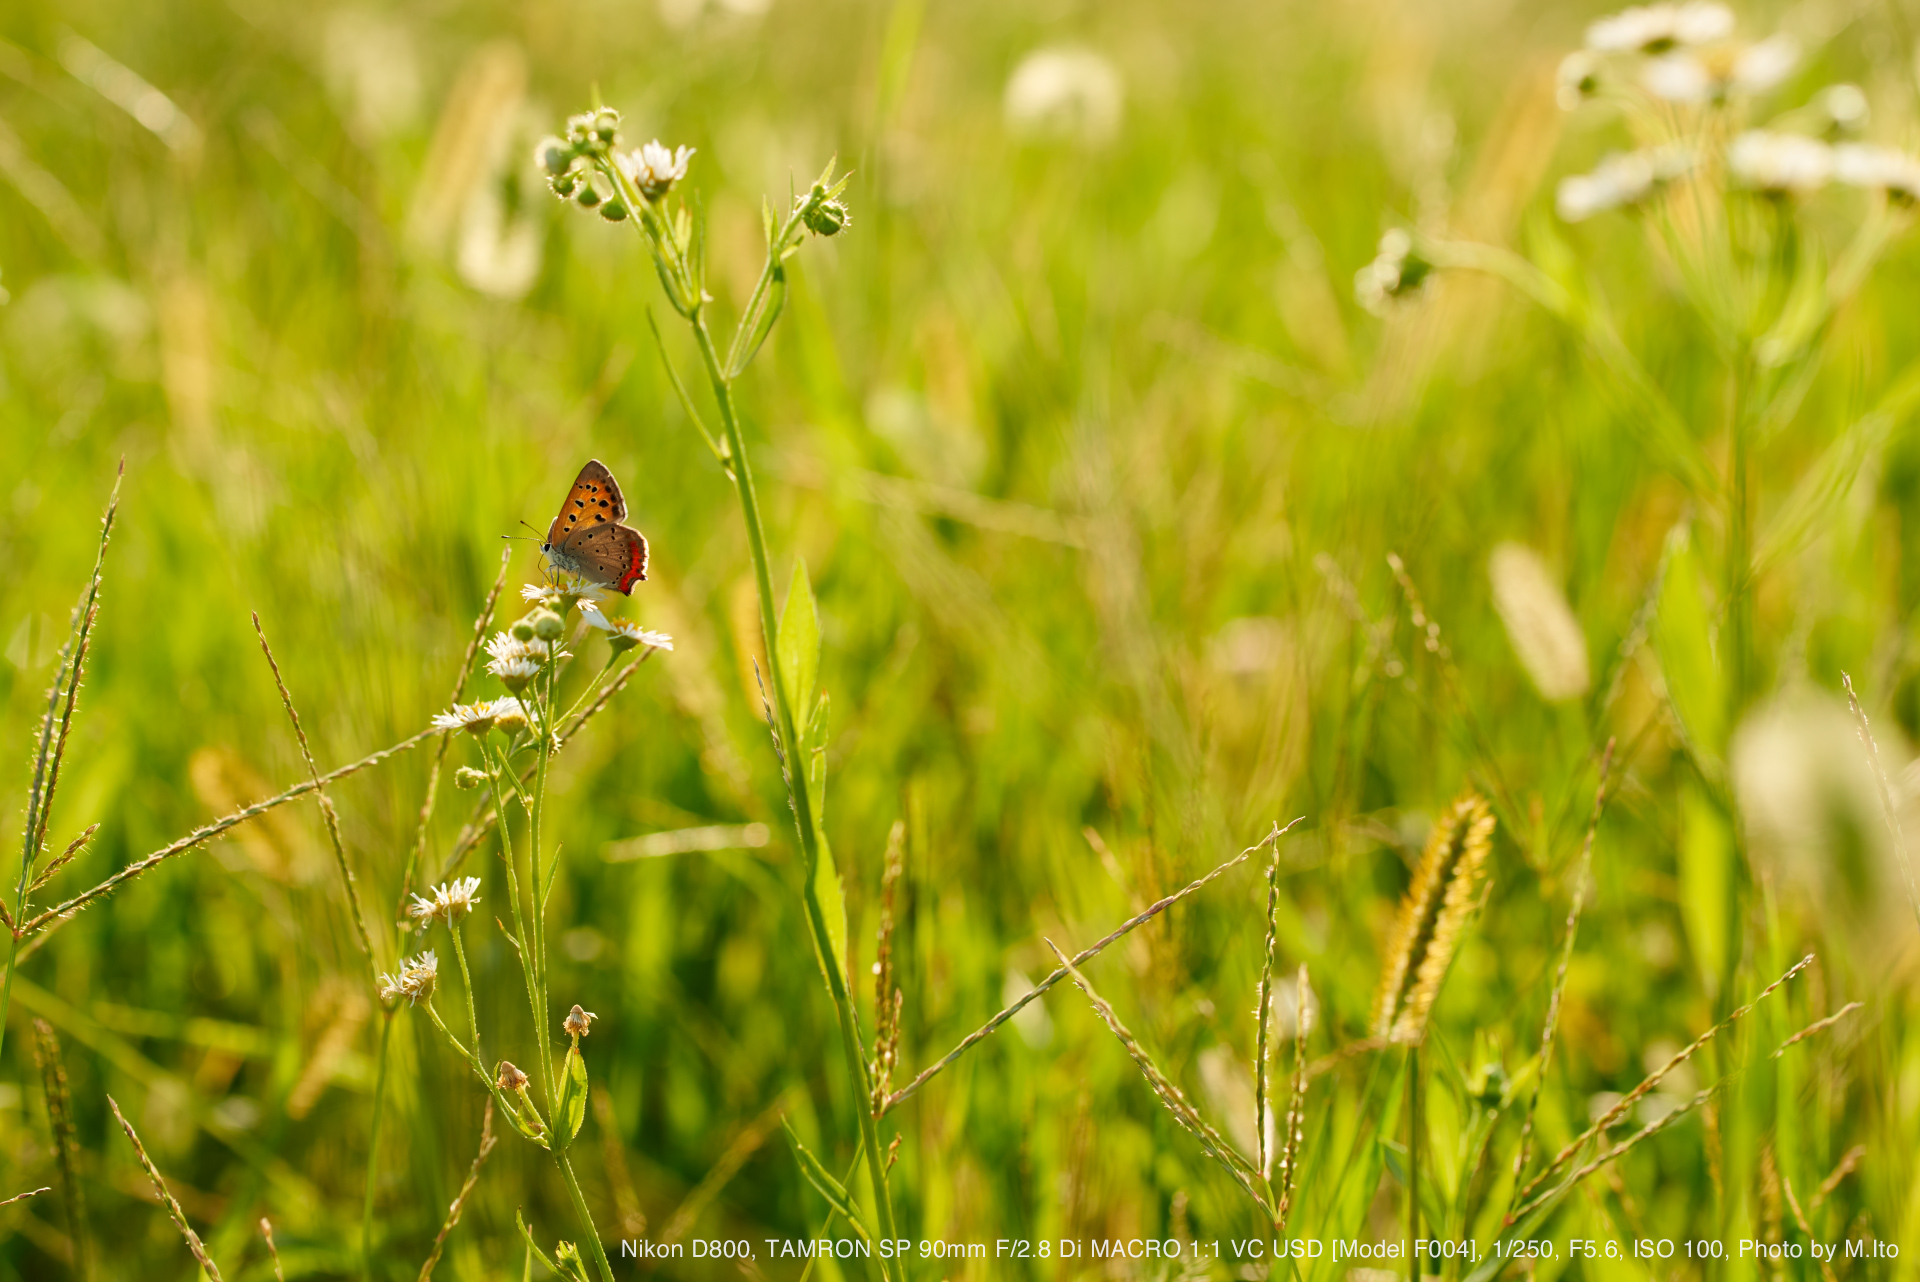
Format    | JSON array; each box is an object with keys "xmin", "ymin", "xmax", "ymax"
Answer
[
  {"xmin": 1556, "ymin": 145, "xmax": 1693, "ymax": 222},
  {"xmin": 378, "ymin": 951, "xmax": 438, "ymax": 1004},
  {"xmin": 487, "ymin": 696, "xmax": 532, "ymax": 735},
  {"xmin": 581, "ymin": 607, "xmax": 674, "ymax": 653},
  {"xmin": 1729, "ymin": 129, "xmax": 1832, "ymax": 193},
  {"xmin": 1556, "ymin": 51, "xmax": 1603, "ymax": 111},
  {"xmin": 485, "ymin": 632, "xmax": 550, "ymax": 665},
  {"xmin": 1731, "ymin": 34, "xmax": 1798, "ymax": 95},
  {"xmin": 1586, "ymin": 2, "xmax": 1733, "ymax": 54},
  {"xmin": 618, "ymin": 141, "xmax": 694, "ymax": 201},
  {"xmin": 521, "ymin": 583, "xmax": 564, "ymax": 607},
  {"xmin": 1817, "ymin": 84, "xmax": 1869, "ymax": 135},
  {"xmin": 1003, "ymin": 47, "xmax": 1124, "ymax": 146},
  {"xmin": 489, "ymin": 655, "xmax": 542, "ymax": 691},
  {"xmin": 432, "ymin": 701, "xmax": 498, "ymax": 735},
  {"xmin": 410, "ymin": 876, "xmax": 482, "ymax": 927},
  {"xmin": 1834, "ymin": 142, "xmax": 1920, "ymax": 200}
]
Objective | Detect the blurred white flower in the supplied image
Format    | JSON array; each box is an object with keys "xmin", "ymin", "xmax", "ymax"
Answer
[
  {"xmin": 378, "ymin": 951, "xmax": 438, "ymax": 1005},
  {"xmin": 1354, "ymin": 228, "xmax": 1431, "ymax": 315},
  {"xmin": 1817, "ymin": 84, "xmax": 1870, "ymax": 135},
  {"xmin": 1003, "ymin": 47, "xmax": 1123, "ymax": 146},
  {"xmin": 1833, "ymin": 142, "xmax": 1920, "ymax": 199},
  {"xmin": 1557, "ymin": 51, "xmax": 1604, "ymax": 111},
  {"xmin": 321, "ymin": 9, "xmax": 423, "ymax": 141},
  {"xmin": 457, "ymin": 180, "xmax": 542, "ymax": 299},
  {"xmin": 1728, "ymin": 129, "xmax": 1831, "ymax": 192},
  {"xmin": 1586, "ymin": 2, "xmax": 1733, "ymax": 54},
  {"xmin": 1556, "ymin": 145, "xmax": 1694, "ymax": 221},
  {"xmin": 1643, "ymin": 34, "xmax": 1797, "ymax": 103},
  {"xmin": 1488, "ymin": 543, "xmax": 1590, "ymax": 701}
]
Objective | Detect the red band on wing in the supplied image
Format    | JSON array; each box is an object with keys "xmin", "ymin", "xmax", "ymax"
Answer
[{"xmin": 616, "ymin": 537, "xmax": 647, "ymax": 593}]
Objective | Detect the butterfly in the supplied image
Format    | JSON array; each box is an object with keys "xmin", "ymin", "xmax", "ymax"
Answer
[{"xmin": 541, "ymin": 459, "xmax": 649, "ymax": 594}]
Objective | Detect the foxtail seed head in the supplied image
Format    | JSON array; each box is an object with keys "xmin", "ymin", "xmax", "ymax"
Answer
[{"xmin": 1373, "ymin": 793, "xmax": 1495, "ymax": 1044}]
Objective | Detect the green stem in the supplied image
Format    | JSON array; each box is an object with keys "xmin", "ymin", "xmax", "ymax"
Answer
[
  {"xmin": 556, "ymin": 1151, "xmax": 616, "ymax": 1282},
  {"xmin": 1408, "ymin": 1046, "xmax": 1420, "ymax": 1282},
  {"xmin": 689, "ymin": 312, "xmax": 902, "ymax": 1270},
  {"xmin": 363, "ymin": 1008, "xmax": 395, "ymax": 1281},
  {"xmin": 481, "ymin": 737, "xmax": 554, "ymax": 1117},
  {"xmin": 530, "ymin": 665, "xmax": 555, "ymax": 1108},
  {"xmin": 1727, "ymin": 359, "xmax": 1752, "ymax": 727},
  {"xmin": 451, "ymin": 923, "xmax": 483, "ymax": 1057}
]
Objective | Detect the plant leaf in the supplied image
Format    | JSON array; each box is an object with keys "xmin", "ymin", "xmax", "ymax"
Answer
[
  {"xmin": 556, "ymin": 1046, "xmax": 589, "ymax": 1146},
  {"xmin": 782, "ymin": 1120, "xmax": 873, "ymax": 1245},
  {"xmin": 1653, "ymin": 524, "xmax": 1724, "ymax": 762}
]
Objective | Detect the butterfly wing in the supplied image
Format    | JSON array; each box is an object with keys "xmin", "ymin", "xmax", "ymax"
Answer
[
  {"xmin": 561, "ymin": 521, "xmax": 649, "ymax": 594},
  {"xmin": 543, "ymin": 459, "xmax": 628, "ymax": 546}
]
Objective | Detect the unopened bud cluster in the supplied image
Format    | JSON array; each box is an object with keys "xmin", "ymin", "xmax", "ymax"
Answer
[{"xmin": 535, "ymin": 107, "xmax": 694, "ymax": 223}]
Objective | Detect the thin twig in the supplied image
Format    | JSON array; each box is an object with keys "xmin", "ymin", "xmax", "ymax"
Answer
[
  {"xmin": 107, "ymin": 1094, "xmax": 225, "ymax": 1281},
  {"xmin": 1840, "ymin": 672, "xmax": 1920, "ymax": 936},
  {"xmin": 1275, "ymin": 963, "xmax": 1311, "ymax": 1232},
  {"xmin": 17, "ymin": 730, "xmax": 435, "ymax": 956},
  {"xmin": 883, "ymin": 820, "xmax": 1299, "ymax": 1114},
  {"xmin": 400, "ymin": 551, "xmax": 510, "ymax": 925},
  {"xmin": 1812, "ymin": 1145, "xmax": 1864, "ymax": 1209},
  {"xmin": 0, "ymin": 1187, "xmax": 48, "ymax": 1209},
  {"xmin": 418, "ymin": 1099, "xmax": 498, "ymax": 1282},
  {"xmin": 1507, "ymin": 740, "xmax": 1613, "ymax": 1222},
  {"xmin": 254, "ymin": 613, "xmax": 378, "ymax": 975},
  {"xmin": 1772, "ymin": 1002, "xmax": 1861, "ymax": 1058}
]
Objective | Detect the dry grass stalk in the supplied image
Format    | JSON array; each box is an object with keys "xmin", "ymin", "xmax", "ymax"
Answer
[
  {"xmin": 1507, "ymin": 741, "xmax": 1613, "ymax": 1218},
  {"xmin": 870, "ymin": 820, "xmax": 907, "ymax": 1113},
  {"xmin": 1839, "ymin": 672, "xmax": 1920, "ymax": 936},
  {"xmin": 437, "ymin": 648, "xmax": 660, "ymax": 879},
  {"xmin": 884, "ymin": 820, "xmax": 1297, "ymax": 1114},
  {"xmin": 259, "ymin": 1218, "xmax": 286, "ymax": 1281},
  {"xmin": 1772, "ymin": 1002, "xmax": 1860, "ymax": 1058},
  {"xmin": 1515, "ymin": 953, "xmax": 1814, "ymax": 1210},
  {"xmin": 1044, "ymin": 940, "xmax": 1269, "ymax": 1212},
  {"xmin": 1274, "ymin": 963, "xmax": 1312, "ymax": 1232},
  {"xmin": 27, "ymin": 824, "xmax": 100, "ymax": 898},
  {"xmin": 0, "ymin": 1187, "xmax": 49, "ymax": 1209},
  {"xmin": 31, "ymin": 1018, "xmax": 87, "ymax": 1280},
  {"xmin": 1373, "ymin": 793, "xmax": 1496, "ymax": 1044},
  {"xmin": 17, "ymin": 729, "xmax": 435, "ymax": 960},
  {"xmin": 399, "ymin": 549, "xmax": 511, "ymax": 925},
  {"xmin": 418, "ymin": 1098, "xmax": 498, "ymax": 1282},
  {"xmin": 253, "ymin": 612, "xmax": 378, "ymax": 974},
  {"xmin": 106, "ymin": 1094, "xmax": 224, "ymax": 1281},
  {"xmin": 1254, "ymin": 838, "xmax": 1281, "ymax": 1178},
  {"xmin": 1781, "ymin": 1175, "xmax": 1839, "ymax": 1282}
]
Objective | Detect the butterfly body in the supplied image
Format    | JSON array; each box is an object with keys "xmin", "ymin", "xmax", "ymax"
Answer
[{"xmin": 541, "ymin": 459, "xmax": 649, "ymax": 594}]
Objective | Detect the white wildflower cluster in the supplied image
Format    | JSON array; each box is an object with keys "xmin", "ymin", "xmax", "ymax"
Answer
[
  {"xmin": 378, "ymin": 951, "xmax": 438, "ymax": 1005},
  {"xmin": 533, "ymin": 106, "xmax": 696, "ymax": 220},
  {"xmin": 1555, "ymin": 6, "xmax": 1920, "ymax": 216},
  {"xmin": 431, "ymin": 695, "xmax": 532, "ymax": 736},
  {"xmin": 1353, "ymin": 229, "xmax": 1432, "ymax": 316},
  {"xmin": 617, "ymin": 141, "xmax": 695, "ymax": 203},
  {"xmin": 1556, "ymin": 145, "xmax": 1694, "ymax": 221},
  {"xmin": 408, "ymin": 876, "xmax": 483, "ymax": 928},
  {"xmin": 1560, "ymin": 3, "xmax": 1794, "ymax": 110}
]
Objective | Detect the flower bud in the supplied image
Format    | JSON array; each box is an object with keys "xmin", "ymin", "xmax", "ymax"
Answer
[
  {"xmin": 534, "ymin": 136, "xmax": 573, "ymax": 176},
  {"xmin": 803, "ymin": 197, "xmax": 851, "ymax": 237},
  {"xmin": 592, "ymin": 107, "xmax": 621, "ymax": 143},
  {"xmin": 563, "ymin": 1004, "xmax": 598, "ymax": 1038},
  {"xmin": 530, "ymin": 609, "xmax": 565, "ymax": 640},
  {"xmin": 550, "ymin": 169, "xmax": 580, "ymax": 199},
  {"xmin": 453, "ymin": 766, "xmax": 487, "ymax": 790},
  {"xmin": 497, "ymin": 1060, "xmax": 529, "ymax": 1091},
  {"xmin": 511, "ymin": 615, "xmax": 539, "ymax": 642},
  {"xmin": 574, "ymin": 178, "xmax": 604, "ymax": 209},
  {"xmin": 599, "ymin": 198, "xmax": 629, "ymax": 222}
]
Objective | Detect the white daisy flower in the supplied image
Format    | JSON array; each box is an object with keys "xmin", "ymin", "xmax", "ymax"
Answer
[
  {"xmin": 581, "ymin": 607, "xmax": 674, "ymax": 654},
  {"xmin": 488, "ymin": 655, "xmax": 542, "ymax": 692},
  {"xmin": 487, "ymin": 696, "xmax": 532, "ymax": 735},
  {"xmin": 1642, "ymin": 34, "xmax": 1796, "ymax": 103},
  {"xmin": 1834, "ymin": 142, "xmax": 1920, "ymax": 200},
  {"xmin": 486, "ymin": 632, "xmax": 550, "ymax": 665},
  {"xmin": 1586, "ymin": 2, "xmax": 1733, "ymax": 55},
  {"xmin": 378, "ymin": 951, "xmax": 438, "ymax": 1005},
  {"xmin": 618, "ymin": 141, "xmax": 694, "ymax": 201},
  {"xmin": 411, "ymin": 876, "xmax": 483, "ymax": 927},
  {"xmin": 431, "ymin": 701, "xmax": 498, "ymax": 735},
  {"xmin": 1729, "ymin": 129, "xmax": 1832, "ymax": 193},
  {"xmin": 1556, "ymin": 145, "xmax": 1694, "ymax": 222},
  {"xmin": 521, "ymin": 583, "xmax": 564, "ymax": 607}
]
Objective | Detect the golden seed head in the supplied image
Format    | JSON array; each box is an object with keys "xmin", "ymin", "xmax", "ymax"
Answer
[{"xmin": 1373, "ymin": 793, "xmax": 1495, "ymax": 1044}]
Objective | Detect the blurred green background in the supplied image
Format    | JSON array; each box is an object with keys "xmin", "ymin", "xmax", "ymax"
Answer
[{"xmin": 2, "ymin": 0, "xmax": 1918, "ymax": 1276}]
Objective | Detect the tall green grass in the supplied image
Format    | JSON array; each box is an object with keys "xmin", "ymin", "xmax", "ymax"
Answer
[{"xmin": 1, "ymin": 0, "xmax": 1918, "ymax": 1278}]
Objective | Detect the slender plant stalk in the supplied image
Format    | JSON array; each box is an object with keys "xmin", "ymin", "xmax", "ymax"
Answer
[
  {"xmin": 556, "ymin": 1153, "xmax": 616, "ymax": 1282},
  {"xmin": 418, "ymin": 1099, "xmax": 499, "ymax": 1282},
  {"xmin": 32, "ymin": 1018, "xmax": 87, "ymax": 1282},
  {"xmin": 1, "ymin": 463, "xmax": 120, "ymax": 1067},
  {"xmin": 107, "ymin": 1094, "xmax": 225, "ymax": 1281},
  {"xmin": 1407, "ymin": 1049, "xmax": 1419, "ymax": 1282}
]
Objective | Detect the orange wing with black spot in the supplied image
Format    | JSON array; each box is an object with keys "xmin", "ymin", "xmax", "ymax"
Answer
[{"xmin": 544, "ymin": 459, "xmax": 627, "ymax": 545}]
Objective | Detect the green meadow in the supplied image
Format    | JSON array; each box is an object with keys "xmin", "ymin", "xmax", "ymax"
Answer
[{"xmin": 1, "ymin": 0, "xmax": 1917, "ymax": 1277}]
